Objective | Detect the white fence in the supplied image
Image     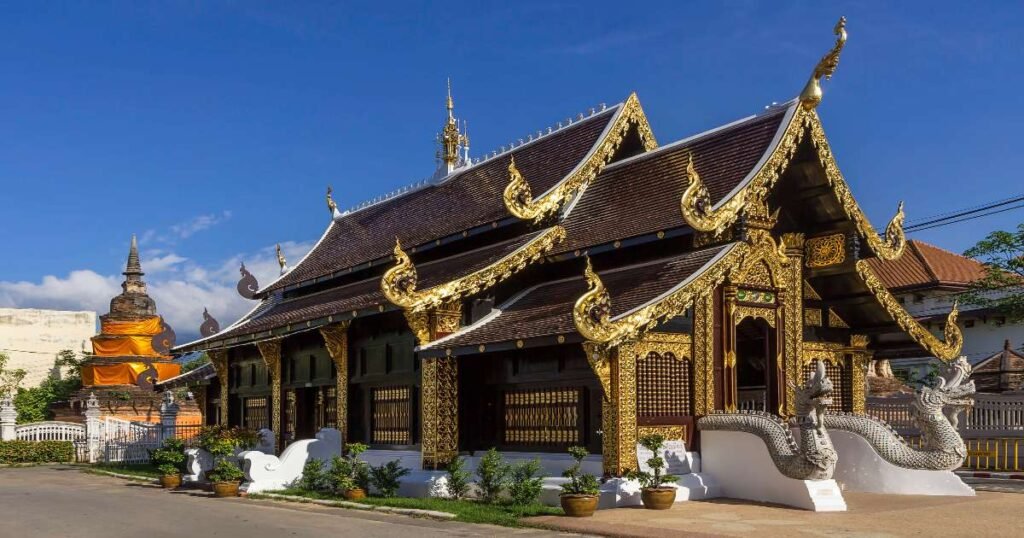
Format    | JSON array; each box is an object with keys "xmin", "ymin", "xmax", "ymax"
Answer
[
  {"xmin": 867, "ymin": 392, "xmax": 1024, "ymax": 437},
  {"xmin": 15, "ymin": 421, "xmax": 86, "ymax": 442}
]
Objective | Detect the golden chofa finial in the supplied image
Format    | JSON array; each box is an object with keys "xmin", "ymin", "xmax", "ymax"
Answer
[
  {"xmin": 446, "ymin": 77, "xmax": 454, "ymax": 113},
  {"xmin": 799, "ymin": 16, "xmax": 848, "ymax": 110},
  {"xmin": 276, "ymin": 243, "xmax": 287, "ymax": 274},
  {"xmin": 326, "ymin": 186, "xmax": 338, "ymax": 215}
]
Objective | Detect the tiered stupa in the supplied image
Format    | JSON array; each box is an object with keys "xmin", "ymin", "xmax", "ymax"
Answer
[{"xmin": 55, "ymin": 236, "xmax": 200, "ymax": 424}]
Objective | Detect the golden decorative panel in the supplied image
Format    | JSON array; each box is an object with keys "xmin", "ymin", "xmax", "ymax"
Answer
[
  {"xmin": 637, "ymin": 425, "xmax": 686, "ymax": 443},
  {"xmin": 733, "ymin": 305, "xmax": 777, "ymax": 327},
  {"xmin": 255, "ymin": 338, "xmax": 283, "ymax": 444},
  {"xmin": 421, "ymin": 356, "xmax": 458, "ymax": 469},
  {"xmin": 502, "ymin": 388, "xmax": 582, "ymax": 446},
  {"xmin": 736, "ymin": 288, "xmax": 775, "ymax": 304},
  {"xmin": 781, "ymin": 233, "xmax": 805, "ymax": 417},
  {"xmin": 803, "ymin": 280, "xmax": 822, "ymax": 300},
  {"xmin": 319, "ymin": 322, "xmax": 351, "ymax": 439},
  {"xmin": 804, "ymin": 308, "xmax": 823, "ymax": 327},
  {"xmin": 692, "ymin": 294, "xmax": 715, "ymax": 416},
  {"xmin": 504, "ymin": 92, "xmax": 657, "ymax": 222},
  {"xmin": 828, "ymin": 308, "xmax": 850, "ymax": 328},
  {"xmin": 855, "ymin": 259, "xmax": 962, "ymax": 361},
  {"xmin": 805, "ymin": 233, "xmax": 846, "ymax": 268},
  {"xmin": 208, "ymin": 349, "xmax": 229, "ymax": 425},
  {"xmin": 382, "ymin": 227, "xmax": 565, "ymax": 314},
  {"xmin": 637, "ymin": 350, "xmax": 692, "ymax": 418}
]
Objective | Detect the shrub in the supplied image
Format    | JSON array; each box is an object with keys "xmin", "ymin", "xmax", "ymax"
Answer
[
  {"xmin": 476, "ymin": 448, "xmax": 509, "ymax": 504},
  {"xmin": 300, "ymin": 459, "xmax": 331, "ymax": 493},
  {"xmin": 369, "ymin": 459, "xmax": 410, "ymax": 497},
  {"xmin": 625, "ymin": 434, "xmax": 677, "ymax": 490},
  {"xmin": 206, "ymin": 458, "xmax": 245, "ymax": 483},
  {"xmin": 0, "ymin": 440, "xmax": 74, "ymax": 463},
  {"xmin": 197, "ymin": 425, "xmax": 262, "ymax": 456},
  {"xmin": 149, "ymin": 438, "xmax": 187, "ymax": 476},
  {"xmin": 326, "ymin": 443, "xmax": 370, "ymax": 493},
  {"xmin": 507, "ymin": 458, "xmax": 544, "ymax": 506},
  {"xmin": 560, "ymin": 446, "xmax": 599, "ymax": 496},
  {"xmin": 445, "ymin": 456, "xmax": 472, "ymax": 499}
]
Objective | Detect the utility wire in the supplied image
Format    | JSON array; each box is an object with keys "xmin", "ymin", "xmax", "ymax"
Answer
[
  {"xmin": 905, "ymin": 195, "xmax": 1024, "ymax": 233},
  {"xmin": 905, "ymin": 194, "xmax": 1024, "ymax": 227}
]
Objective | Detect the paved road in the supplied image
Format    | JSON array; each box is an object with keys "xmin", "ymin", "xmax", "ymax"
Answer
[{"xmin": 0, "ymin": 466, "xmax": 569, "ymax": 538}]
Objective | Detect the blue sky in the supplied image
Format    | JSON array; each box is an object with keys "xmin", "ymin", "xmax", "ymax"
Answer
[{"xmin": 2, "ymin": 2, "xmax": 1022, "ymax": 338}]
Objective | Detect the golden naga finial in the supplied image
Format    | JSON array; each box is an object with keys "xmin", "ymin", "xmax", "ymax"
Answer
[
  {"xmin": 326, "ymin": 186, "xmax": 338, "ymax": 215},
  {"xmin": 276, "ymin": 244, "xmax": 287, "ymax": 273},
  {"xmin": 876, "ymin": 200, "xmax": 907, "ymax": 260},
  {"xmin": 679, "ymin": 153, "xmax": 723, "ymax": 232},
  {"xmin": 381, "ymin": 238, "xmax": 419, "ymax": 308},
  {"xmin": 573, "ymin": 257, "xmax": 615, "ymax": 343},
  {"xmin": 799, "ymin": 16, "xmax": 848, "ymax": 110},
  {"xmin": 503, "ymin": 156, "xmax": 537, "ymax": 220}
]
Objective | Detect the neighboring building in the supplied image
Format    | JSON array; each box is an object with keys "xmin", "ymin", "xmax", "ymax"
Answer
[
  {"xmin": 176, "ymin": 32, "xmax": 968, "ymax": 475},
  {"xmin": 0, "ymin": 308, "xmax": 96, "ymax": 387},
  {"xmin": 868, "ymin": 240, "xmax": 1024, "ymax": 388},
  {"xmin": 972, "ymin": 341, "xmax": 1024, "ymax": 393}
]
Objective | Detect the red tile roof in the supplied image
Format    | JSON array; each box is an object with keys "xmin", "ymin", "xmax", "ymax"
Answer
[{"xmin": 866, "ymin": 240, "xmax": 986, "ymax": 291}]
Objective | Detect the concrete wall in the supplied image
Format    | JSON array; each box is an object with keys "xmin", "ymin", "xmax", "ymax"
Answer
[{"xmin": 0, "ymin": 308, "xmax": 96, "ymax": 388}]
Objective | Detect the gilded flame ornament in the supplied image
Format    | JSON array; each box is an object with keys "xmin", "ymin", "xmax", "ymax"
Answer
[{"xmin": 800, "ymin": 16, "xmax": 848, "ymax": 110}]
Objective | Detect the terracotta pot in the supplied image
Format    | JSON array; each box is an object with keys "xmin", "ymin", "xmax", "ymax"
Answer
[
  {"xmin": 159, "ymin": 474, "xmax": 182, "ymax": 489},
  {"xmin": 212, "ymin": 481, "xmax": 240, "ymax": 498},
  {"xmin": 640, "ymin": 487, "xmax": 676, "ymax": 510},
  {"xmin": 343, "ymin": 488, "xmax": 366, "ymax": 501},
  {"xmin": 560, "ymin": 494, "xmax": 599, "ymax": 517}
]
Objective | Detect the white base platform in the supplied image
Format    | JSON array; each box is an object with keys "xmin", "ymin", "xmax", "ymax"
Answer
[
  {"xmin": 241, "ymin": 428, "xmax": 342, "ymax": 494},
  {"xmin": 831, "ymin": 431, "xmax": 975, "ymax": 496},
  {"xmin": 701, "ymin": 430, "xmax": 847, "ymax": 511}
]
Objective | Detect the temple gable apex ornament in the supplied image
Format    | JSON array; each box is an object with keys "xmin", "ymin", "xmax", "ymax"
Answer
[
  {"xmin": 327, "ymin": 185, "xmax": 343, "ymax": 219},
  {"xmin": 382, "ymin": 227, "xmax": 566, "ymax": 313},
  {"xmin": 236, "ymin": 262, "xmax": 259, "ymax": 300},
  {"xmin": 200, "ymin": 307, "xmax": 220, "ymax": 337},
  {"xmin": 276, "ymin": 244, "xmax": 288, "ymax": 275},
  {"xmin": 502, "ymin": 92, "xmax": 657, "ymax": 223},
  {"xmin": 799, "ymin": 16, "xmax": 847, "ymax": 111}
]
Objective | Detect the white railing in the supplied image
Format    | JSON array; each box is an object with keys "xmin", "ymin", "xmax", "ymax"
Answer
[
  {"xmin": 867, "ymin": 393, "xmax": 1024, "ymax": 437},
  {"xmin": 15, "ymin": 421, "xmax": 86, "ymax": 442},
  {"xmin": 102, "ymin": 417, "xmax": 161, "ymax": 464}
]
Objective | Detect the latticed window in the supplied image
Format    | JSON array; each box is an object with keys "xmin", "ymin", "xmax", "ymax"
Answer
[
  {"xmin": 371, "ymin": 386, "xmax": 413, "ymax": 445},
  {"xmin": 637, "ymin": 352, "xmax": 692, "ymax": 418},
  {"xmin": 802, "ymin": 360, "xmax": 850, "ymax": 412},
  {"xmin": 321, "ymin": 386, "xmax": 337, "ymax": 430},
  {"xmin": 243, "ymin": 396, "xmax": 269, "ymax": 430},
  {"xmin": 502, "ymin": 387, "xmax": 582, "ymax": 446}
]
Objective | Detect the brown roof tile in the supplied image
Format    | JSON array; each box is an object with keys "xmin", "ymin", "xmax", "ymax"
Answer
[
  {"xmin": 208, "ymin": 232, "xmax": 545, "ymax": 343},
  {"xmin": 866, "ymin": 240, "xmax": 985, "ymax": 291},
  {"xmin": 426, "ymin": 244, "xmax": 730, "ymax": 350},
  {"xmin": 558, "ymin": 105, "xmax": 789, "ymax": 253},
  {"xmin": 265, "ymin": 107, "xmax": 618, "ymax": 292}
]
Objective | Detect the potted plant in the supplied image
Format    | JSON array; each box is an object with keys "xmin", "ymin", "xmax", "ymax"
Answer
[
  {"xmin": 328, "ymin": 442, "xmax": 370, "ymax": 500},
  {"xmin": 206, "ymin": 458, "xmax": 245, "ymax": 497},
  {"xmin": 559, "ymin": 446, "xmax": 600, "ymax": 517},
  {"xmin": 625, "ymin": 434, "xmax": 678, "ymax": 510},
  {"xmin": 149, "ymin": 438, "xmax": 186, "ymax": 489},
  {"xmin": 198, "ymin": 426, "xmax": 262, "ymax": 498}
]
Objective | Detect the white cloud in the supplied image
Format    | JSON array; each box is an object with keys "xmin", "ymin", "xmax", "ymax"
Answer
[
  {"xmin": 0, "ymin": 240, "xmax": 314, "ymax": 342},
  {"xmin": 169, "ymin": 211, "xmax": 233, "ymax": 240}
]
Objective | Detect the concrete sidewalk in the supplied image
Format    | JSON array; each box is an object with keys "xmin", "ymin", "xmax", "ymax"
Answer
[{"xmin": 527, "ymin": 491, "xmax": 1024, "ymax": 537}]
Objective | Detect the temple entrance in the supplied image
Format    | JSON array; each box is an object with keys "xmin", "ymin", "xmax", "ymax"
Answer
[{"xmin": 734, "ymin": 317, "xmax": 778, "ymax": 412}]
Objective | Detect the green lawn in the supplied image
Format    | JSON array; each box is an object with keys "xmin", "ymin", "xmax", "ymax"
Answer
[
  {"xmin": 270, "ymin": 488, "xmax": 562, "ymax": 527},
  {"xmin": 88, "ymin": 463, "xmax": 161, "ymax": 479}
]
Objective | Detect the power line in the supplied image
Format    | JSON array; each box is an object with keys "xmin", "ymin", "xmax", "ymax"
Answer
[
  {"xmin": 904, "ymin": 193, "xmax": 1024, "ymax": 227},
  {"xmin": 906, "ymin": 202, "xmax": 1024, "ymax": 233}
]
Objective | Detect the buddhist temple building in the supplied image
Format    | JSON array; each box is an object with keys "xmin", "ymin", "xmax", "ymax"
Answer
[
  {"xmin": 55, "ymin": 236, "xmax": 200, "ymax": 425},
  {"xmin": 177, "ymin": 19, "xmax": 967, "ymax": 474}
]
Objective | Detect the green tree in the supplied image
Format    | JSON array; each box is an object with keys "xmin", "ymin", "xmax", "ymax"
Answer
[
  {"xmin": 181, "ymin": 352, "xmax": 210, "ymax": 373},
  {"xmin": 963, "ymin": 223, "xmax": 1024, "ymax": 322},
  {"xmin": 0, "ymin": 352, "xmax": 27, "ymax": 396},
  {"xmin": 13, "ymin": 349, "xmax": 82, "ymax": 423}
]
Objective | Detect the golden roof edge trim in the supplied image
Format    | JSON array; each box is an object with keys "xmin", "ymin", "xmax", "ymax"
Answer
[
  {"xmin": 855, "ymin": 258, "xmax": 963, "ymax": 361},
  {"xmin": 504, "ymin": 92, "xmax": 658, "ymax": 222},
  {"xmin": 573, "ymin": 242, "xmax": 747, "ymax": 349},
  {"xmin": 382, "ymin": 225, "xmax": 567, "ymax": 313}
]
